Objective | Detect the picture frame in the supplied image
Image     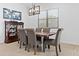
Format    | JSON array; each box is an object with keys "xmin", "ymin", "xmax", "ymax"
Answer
[
  {"xmin": 12, "ymin": 10, "xmax": 21, "ymax": 20},
  {"xmin": 3, "ymin": 8, "xmax": 22, "ymax": 20},
  {"xmin": 3, "ymin": 8, "xmax": 12, "ymax": 19}
]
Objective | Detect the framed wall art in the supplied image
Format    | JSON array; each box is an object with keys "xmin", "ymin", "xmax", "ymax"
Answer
[
  {"xmin": 12, "ymin": 10, "xmax": 21, "ymax": 20},
  {"xmin": 3, "ymin": 8, "xmax": 22, "ymax": 20},
  {"xmin": 3, "ymin": 8, "xmax": 12, "ymax": 19}
]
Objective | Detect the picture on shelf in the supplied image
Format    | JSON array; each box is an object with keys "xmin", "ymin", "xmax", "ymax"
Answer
[
  {"xmin": 3, "ymin": 8, "xmax": 12, "ymax": 19},
  {"xmin": 12, "ymin": 10, "xmax": 21, "ymax": 20}
]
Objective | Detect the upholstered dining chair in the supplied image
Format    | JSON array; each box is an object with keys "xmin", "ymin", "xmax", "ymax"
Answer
[
  {"xmin": 17, "ymin": 29, "xmax": 28, "ymax": 50},
  {"xmin": 36, "ymin": 28, "xmax": 42, "ymax": 42},
  {"xmin": 25, "ymin": 28, "xmax": 41, "ymax": 55},
  {"xmin": 44, "ymin": 28, "xmax": 63, "ymax": 56},
  {"xmin": 43, "ymin": 28, "xmax": 50, "ymax": 33},
  {"xmin": 36, "ymin": 28, "xmax": 42, "ymax": 32},
  {"xmin": 43, "ymin": 28, "xmax": 50, "ymax": 49}
]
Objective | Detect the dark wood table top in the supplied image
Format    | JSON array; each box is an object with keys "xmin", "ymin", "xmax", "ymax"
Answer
[{"xmin": 35, "ymin": 32, "xmax": 56, "ymax": 37}]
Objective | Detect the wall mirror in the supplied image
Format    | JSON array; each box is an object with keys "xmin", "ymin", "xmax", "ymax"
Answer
[{"xmin": 38, "ymin": 8, "xmax": 59, "ymax": 28}]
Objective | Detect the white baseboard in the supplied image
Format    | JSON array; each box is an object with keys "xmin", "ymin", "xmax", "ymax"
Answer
[
  {"xmin": 0, "ymin": 40, "xmax": 4, "ymax": 44},
  {"xmin": 0, "ymin": 40, "xmax": 79, "ymax": 46},
  {"xmin": 61, "ymin": 41, "xmax": 79, "ymax": 45}
]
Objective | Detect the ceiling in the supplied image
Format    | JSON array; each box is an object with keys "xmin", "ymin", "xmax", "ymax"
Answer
[{"xmin": 22, "ymin": 3, "xmax": 54, "ymax": 11}]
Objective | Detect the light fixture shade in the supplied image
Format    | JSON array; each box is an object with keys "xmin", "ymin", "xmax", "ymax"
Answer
[
  {"xmin": 29, "ymin": 5, "xmax": 40, "ymax": 16},
  {"xmin": 34, "ymin": 5, "xmax": 40, "ymax": 15}
]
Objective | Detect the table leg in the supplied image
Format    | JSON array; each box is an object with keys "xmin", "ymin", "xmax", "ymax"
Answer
[{"xmin": 41, "ymin": 36, "xmax": 44, "ymax": 52}]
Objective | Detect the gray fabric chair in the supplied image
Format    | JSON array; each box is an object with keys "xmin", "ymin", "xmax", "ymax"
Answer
[
  {"xmin": 44, "ymin": 28, "xmax": 63, "ymax": 56},
  {"xmin": 43, "ymin": 28, "xmax": 50, "ymax": 33},
  {"xmin": 25, "ymin": 28, "xmax": 41, "ymax": 55},
  {"xmin": 43, "ymin": 28, "xmax": 50, "ymax": 49},
  {"xmin": 17, "ymin": 29, "xmax": 28, "ymax": 50},
  {"xmin": 36, "ymin": 28, "xmax": 42, "ymax": 41},
  {"xmin": 36, "ymin": 28, "xmax": 42, "ymax": 32}
]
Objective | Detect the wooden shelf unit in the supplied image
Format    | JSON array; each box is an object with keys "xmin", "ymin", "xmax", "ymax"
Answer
[{"xmin": 5, "ymin": 21, "xmax": 24, "ymax": 43}]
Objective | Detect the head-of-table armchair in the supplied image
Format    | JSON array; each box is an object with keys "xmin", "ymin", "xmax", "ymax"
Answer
[{"xmin": 44, "ymin": 28, "xmax": 63, "ymax": 56}]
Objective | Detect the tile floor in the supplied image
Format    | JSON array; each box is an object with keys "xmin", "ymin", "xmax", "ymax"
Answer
[{"xmin": 0, "ymin": 42, "xmax": 79, "ymax": 56}]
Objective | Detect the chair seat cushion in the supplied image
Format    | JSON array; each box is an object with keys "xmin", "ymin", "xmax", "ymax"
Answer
[
  {"xmin": 49, "ymin": 29, "xmax": 58, "ymax": 39},
  {"xmin": 45, "ymin": 39, "xmax": 55, "ymax": 45}
]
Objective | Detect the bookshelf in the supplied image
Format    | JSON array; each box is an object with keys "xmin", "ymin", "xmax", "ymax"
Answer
[{"xmin": 5, "ymin": 21, "xmax": 24, "ymax": 43}]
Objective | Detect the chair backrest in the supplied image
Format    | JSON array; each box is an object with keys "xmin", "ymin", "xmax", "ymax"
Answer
[
  {"xmin": 43, "ymin": 28, "xmax": 50, "ymax": 33},
  {"xmin": 26, "ymin": 28, "xmax": 37, "ymax": 46},
  {"xmin": 17, "ymin": 29, "xmax": 27, "ymax": 42},
  {"xmin": 36, "ymin": 28, "xmax": 41, "ymax": 32},
  {"xmin": 55, "ymin": 28, "xmax": 63, "ymax": 44}
]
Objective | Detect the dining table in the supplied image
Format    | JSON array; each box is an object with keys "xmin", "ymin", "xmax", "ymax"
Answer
[{"xmin": 35, "ymin": 32, "xmax": 56, "ymax": 52}]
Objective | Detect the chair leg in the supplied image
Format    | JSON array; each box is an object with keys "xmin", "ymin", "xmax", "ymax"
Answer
[
  {"xmin": 59, "ymin": 44, "xmax": 61, "ymax": 52},
  {"xmin": 27, "ymin": 44, "xmax": 30, "ymax": 52},
  {"xmin": 18, "ymin": 39, "xmax": 20, "ymax": 43},
  {"xmin": 19, "ymin": 41, "xmax": 21, "ymax": 48},
  {"xmin": 18, "ymin": 41, "xmax": 19, "ymax": 43},
  {"xmin": 34, "ymin": 45, "xmax": 37, "ymax": 55},
  {"xmin": 48, "ymin": 45, "xmax": 50, "ymax": 49},
  {"xmin": 25, "ymin": 43, "xmax": 27, "ymax": 51},
  {"xmin": 43, "ymin": 44, "xmax": 46, "ymax": 52},
  {"xmin": 55, "ymin": 45, "xmax": 58, "ymax": 56},
  {"xmin": 25, "ymin": 39, "xmax": 28, "ymax": 51},
  {"xmin": 25, "ymin": 46, "xmax": 27, "ymax": 51}
]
